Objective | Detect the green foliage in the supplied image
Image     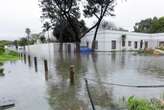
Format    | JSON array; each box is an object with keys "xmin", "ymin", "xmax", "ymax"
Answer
[
  {"xmin": 134, "ymin": 16, "xmax": 164, "ymax": 33},
  {"xmin": 0, "ymin": 61, "xmax": 4, "ymax": 76},
  {"xmin": 127, "ymin": 96, "xmax": 164, "ymax": 110},
  {"xmin": 83, "ymin": 0, "xmax": 115, "ymax": 18},
  {"xmin": 0, "ymin": 68, "xmax": 4, "ymax": 76},
  {"xmin": 0, "ymin": 62, "xmax": 3, "ymax": 66},
  {"xmin": 0, "ymin": 47, "xmax": 5, "ymax": 54},
  {"xmin": 0, "ymin": 68, "xmax": 4, "ymax": 73},
  {"xmin": 0, "ymin": 40, "xmax": 12, "ymax": 48},
  {"xmin": 53, "ymin": 18, "xmax": 83, "ymax": 42},
  {"xmin": 128, "ymin": 96, "xmax": 151, "ymax": 110},
  {"xmin": 43, "ymin": 22, "xmax": 51, "ymax": 31},
  {"xmin": 40, "ymin": 0, "xmax": 84, "ymax": 42},
  {"xmin": 18, "ymin": 38, "xmax": 28, "ymax": 46},
  {"xmin": 18, "ymin": 34, "xmax": 39, "ymax": 46},
  {"xmin": 40, "ymin": 36, "xmax": 46, "ymax": 43}
]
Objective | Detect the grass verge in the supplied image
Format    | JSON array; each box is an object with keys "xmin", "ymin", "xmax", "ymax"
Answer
[{"xmin": 0, "ymin": 51, "xmax": 19, "ymax": 62}]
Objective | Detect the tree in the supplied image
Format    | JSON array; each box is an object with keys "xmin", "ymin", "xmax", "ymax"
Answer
[
  {"xmin": 79, "ymin": 20, "xmax": 88, "ymax": 36},
  {"xmin": 134, "ymin": 18, "xmax": 154, "ymax": 33},
  {"xmin": 25, "ymin": 28, "xmax": 31, "ymax": 40},
  {"xmin": 83, "ymin": 0, "xmax": 116, "ymax": 50},
  {"xmin": 53, "ymin": 18, "xmax": 80, "ymax": 42},
  {"xmin": 39, "ymin": 0, "xmax": 81, "ymax": 42},
  {"xmin": 100, "ymin": 20, "xmax": 116, "ymax": 30},
  {"xmin": 40, "ymin": 36, "xmax": 46, "ymax": 43},
  {"xmin": 133, "ymin": 17, "xmax": 164, "ymax": 33},
  {"xmin": 151, "ymin": 17, "xmax": 164, "ymax": 33},
  {"xmin": 100, "ymin": 20, "xmax": 128, "ymax": 31},
  {"xmin": 43, "ymin": 22, "xmax": 51, "ymax": 42},
  {"xmin": 18, "ymin": 38, "xmax": 28, "ymax": 46}
]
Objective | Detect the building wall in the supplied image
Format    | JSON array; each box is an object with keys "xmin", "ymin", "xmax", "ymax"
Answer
[{"xmin": 81, "ymin": 30, "xmax": 164, "ymax": 51}]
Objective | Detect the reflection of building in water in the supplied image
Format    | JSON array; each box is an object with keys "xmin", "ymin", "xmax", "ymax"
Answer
[
  {"xmin": 81, "ymin": 30, "xmax": 164, "ymax": 51},
  {"xmin": 88, "ymin": 54, "xmax": 117, "ymax": 109}
]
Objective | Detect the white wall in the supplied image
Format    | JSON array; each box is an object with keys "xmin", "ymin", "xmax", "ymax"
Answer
[{"xmin": 81, "ymin": 30, "xmax": 164, "ymax": 51}]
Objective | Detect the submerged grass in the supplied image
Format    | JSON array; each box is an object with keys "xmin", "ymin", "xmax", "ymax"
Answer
[{"xmin": 127, "ymin": 96, "xmax": 164, "ymax": 110}]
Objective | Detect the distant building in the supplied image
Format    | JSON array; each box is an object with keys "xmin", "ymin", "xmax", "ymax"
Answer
[
  {"xmin": 44, "ymin": 30, "xmax": 57, "ymax": 42},
  {"xmin": 81, "ymin": 30, "xmax": 164, "ymax": 51}
]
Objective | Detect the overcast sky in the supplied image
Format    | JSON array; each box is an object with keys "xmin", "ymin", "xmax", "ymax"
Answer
[{"xmin": 0, "ymin": 0, "xmax": 164, "ymax": 40}]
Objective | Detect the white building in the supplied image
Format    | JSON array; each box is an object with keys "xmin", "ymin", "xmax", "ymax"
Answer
[{"xmin": 81, "ymin": 30, "xmax": 164, "ymax": 52}]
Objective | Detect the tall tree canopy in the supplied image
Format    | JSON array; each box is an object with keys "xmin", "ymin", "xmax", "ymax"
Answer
[
  {"xmin": 25, "ymin": 28, "xmax": 31, "ymax": 39},
  {"xmin": 134, "ymin": 17, "xmax": 164, "ymax": 33},
  {"xmin": 40, "ymin": 0, "xmax": 83, "ymax": 42},
  {"xmin": 40, "ymin": 0, "xmax": 119, "ymax": 50}
]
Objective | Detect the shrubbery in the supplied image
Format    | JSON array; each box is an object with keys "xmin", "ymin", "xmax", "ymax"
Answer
[
  {"xmin": 127, "ymin": 96, "xmax": 164, "ymax": 110},
  {"xmin": 0, "ymin": 47, "xmax": 5, "ymax": 54}
]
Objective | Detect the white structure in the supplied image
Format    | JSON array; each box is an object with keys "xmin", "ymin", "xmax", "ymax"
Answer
[
  {"xmin": 44, "ymin": 30, "xmax": 57, "ymax": 42},
  {"xmin": 81, "ymin": 30, "xmax": 164, "ymax": 51}
]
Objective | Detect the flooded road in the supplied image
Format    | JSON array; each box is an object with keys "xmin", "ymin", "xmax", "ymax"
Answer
[{"xmin": 1, "ymin": 43, "xmax": 164, "ymax": 110}]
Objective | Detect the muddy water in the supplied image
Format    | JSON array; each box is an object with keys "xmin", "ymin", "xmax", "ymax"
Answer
[{"xmin": 0, "ymin": 43, "xmax": 164, "ymax": 110}]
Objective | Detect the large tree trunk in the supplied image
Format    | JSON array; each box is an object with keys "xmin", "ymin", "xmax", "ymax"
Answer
[{"xmin": 92, "ymin": 20, "xmax": 101, "ymax": 51}]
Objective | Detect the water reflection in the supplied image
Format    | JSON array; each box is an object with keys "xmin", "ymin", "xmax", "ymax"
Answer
[
  {"xmin": 0, "ymin": 62, "xmax": 4, "ymax": 76},
  {"xmin": 2, "ymin": 44, "xmax": 164, "ymax": 110},
  {"xmin": 44, "ymin": 59, "xmax": 48, "ymax": 81},
  {"xmin": 28, "ymin": 55, "xmax": 31, "ymax": 67},
  {"xmin": 47, "ymin": 52, "xmax": 89, "ymax": 110},
  {"xmin": 34, "ymin": 57, "xmax": 38, "ymax": 72},
  {"xmin": 47, "ymin": 84, "xmax": 88, "ymax": 110},
  {"xmin": 24, "ymin": 54, "xmax": 26, "ymax": 64}
]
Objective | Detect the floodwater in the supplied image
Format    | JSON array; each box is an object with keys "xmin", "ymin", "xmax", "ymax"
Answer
[{"xmin": 1, "ymin": 43, "xmax": 164, "ymax": 110}]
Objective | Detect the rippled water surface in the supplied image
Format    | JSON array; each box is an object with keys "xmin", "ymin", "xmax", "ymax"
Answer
[{"xmin": 0, "ymin": 44, "xmax": 164, "ymax": 110}]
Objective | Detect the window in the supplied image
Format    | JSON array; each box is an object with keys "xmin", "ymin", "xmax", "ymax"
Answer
[
  {"xmin": 128, "ymin": 41, "xmax": 131, "ymax": 47},
  {"xmin": 145, "ymin": 41, "xmax": 148, "ymax": 48},
  {"xmin": 134, "ymin": 41, "xmax": 138, "ymax": 49},
  {"xmin": 140, "ymin": 40, "xmax": 143, "ymax": 49},
  {"xmin": 112, "ymin": 40, "xmax": 116, "ymax": 49}
]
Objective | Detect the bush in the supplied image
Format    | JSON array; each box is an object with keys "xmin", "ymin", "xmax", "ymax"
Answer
[
  {"xmin": 0, "ymin": 68, "xmax": 4, "ymax": 73},
  {"xmin": 127, "ymin": 96, "xmax": 164, "ymax": 110},
  {"xmin": 8, "ymin": 51, "xmax": 18, "ymax": 56},
  {"xmin": 0, "ymin": 47, "xmax": 5, "ymax": 54},
  {"xmin": 0, "ymin": 62, "xmax": 3, "ymax": 66}
]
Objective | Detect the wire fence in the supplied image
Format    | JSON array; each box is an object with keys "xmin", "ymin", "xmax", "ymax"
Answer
[{"xmin": 84, "ymin": 77, "xmax": 164, "ymax": 88}]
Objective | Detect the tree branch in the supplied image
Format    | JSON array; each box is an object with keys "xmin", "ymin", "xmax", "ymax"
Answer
[{"xmin": 80, "ymin": 22, "xmax": 98, "ymax": 39}]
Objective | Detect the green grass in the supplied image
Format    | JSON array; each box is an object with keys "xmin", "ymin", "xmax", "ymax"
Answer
[
  {"xmin": 0, "ymin": 51, "xmax": 19, "ymax": 62},
  {"xmin": 127, "ymin": 96, "xmax": 164, "ymax": 110}
]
